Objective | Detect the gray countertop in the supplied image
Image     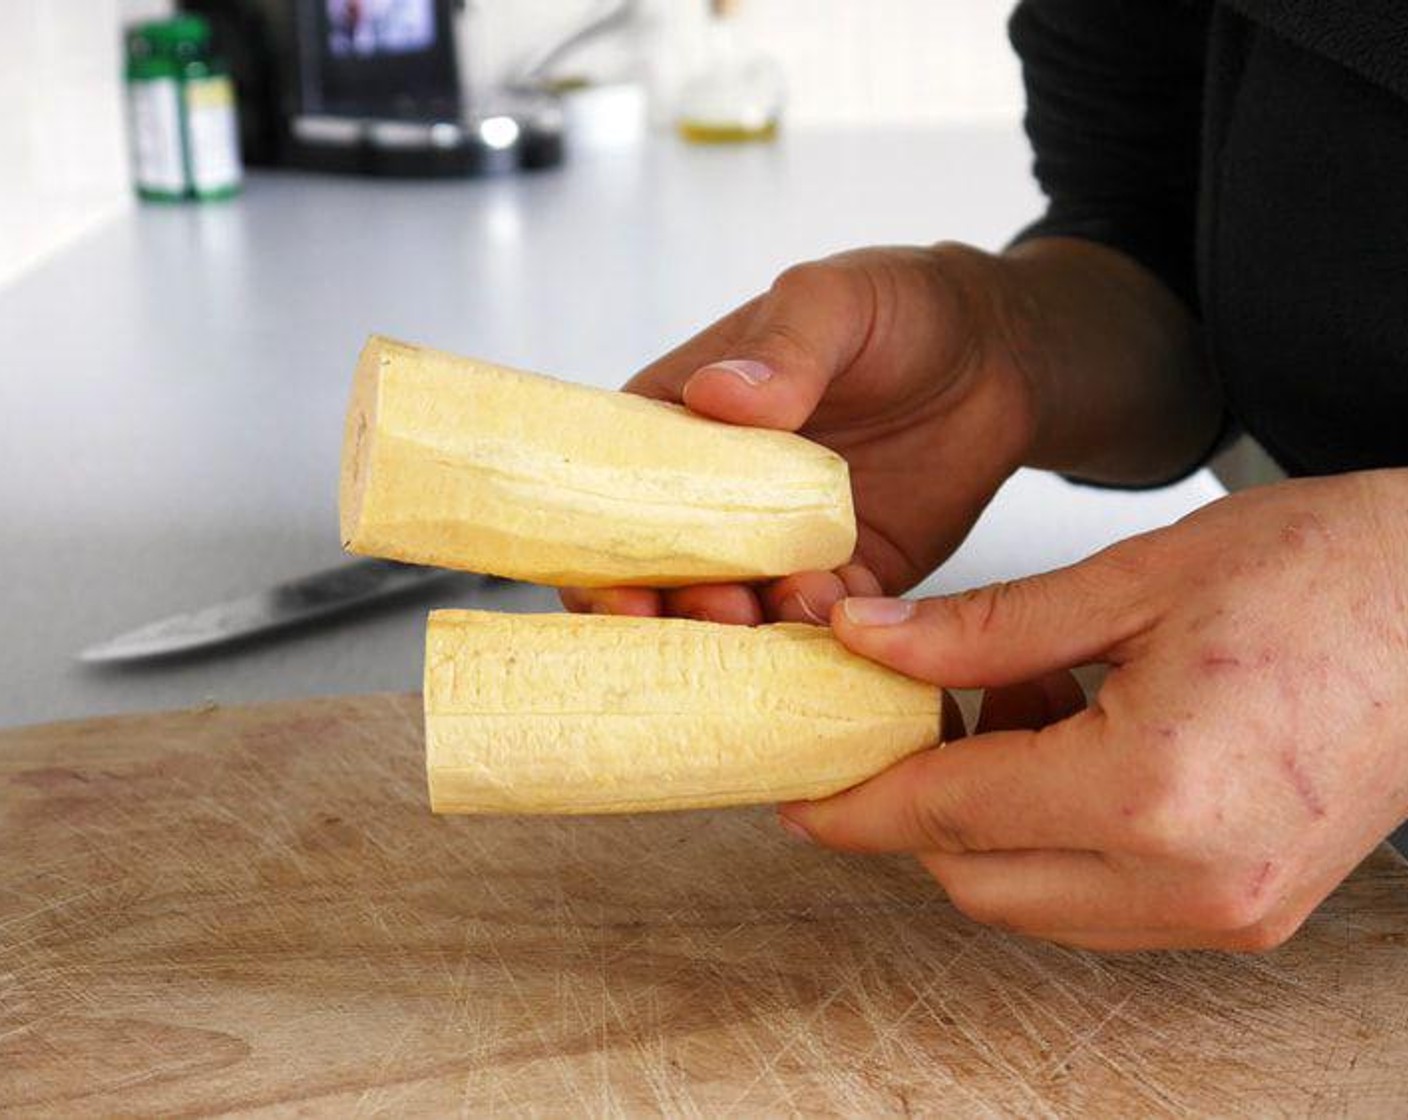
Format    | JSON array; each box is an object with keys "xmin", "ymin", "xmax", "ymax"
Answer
[{"xmin": 0, "ymin": 126, "xmax": 1220, "ymax": 729}]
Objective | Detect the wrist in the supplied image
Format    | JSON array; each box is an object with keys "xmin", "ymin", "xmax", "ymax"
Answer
[{"xmin": 997, "ymin": 236, "xmax": 1222, "ymax": 484}]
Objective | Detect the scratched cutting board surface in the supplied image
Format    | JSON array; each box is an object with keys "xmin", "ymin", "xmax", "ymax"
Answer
[{"xmin": 3, "ymin": 695, "xmax": 1408, "ymax": 1118}]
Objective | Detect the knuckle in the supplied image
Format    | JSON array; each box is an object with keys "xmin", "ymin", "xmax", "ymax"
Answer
[
  {"xmin": 1187, "ymin": 874, "xmax": 1268, "ymax": 934},
  {"xmin": 932, "ymin": 239, "xmax": 991, "ymax": 273},
  {"xmin": 770, "ymin": 259, "xmax": 848, "ymax": 303},
  {"xmin": 945, "ymin": 580, "xmax": 1022, "ymax": 640},
  {"xmin": 905, "ymin": 781, "xmax": 976, "ymax": 855},
  {"xmin": 906, "ymin": 750, "xmax": 1002, "ymax": 855},
  {"xmin": 1124, "ymin": 798, "xmax": 1195, "ymax": 858},
  {"xmin": 1222, "ymin": 915, "xmax": 1300, "ymax": 954},
  {"xmin": 753, "ymin": 318, "xmax": 821, "ymax": 371},
  {"xmin": 938, "ymin": 876, "xmax": 1005, "ymax": 928},
  {"xmin": 1116, "ymin": 753, "xmax": 1215, "ymax": 858},
  {"xmin": 1080, "ymin": 535, "xmax": 1164, "ymax": 630},
  {"xmin": 1092, "ymin": 531, "xmax": 1163, "ymax": 584}
]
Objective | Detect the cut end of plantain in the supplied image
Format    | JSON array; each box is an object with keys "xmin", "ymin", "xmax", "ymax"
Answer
[
  {"xmin": 340, "ymin": 335, "xmax": 856, "ymax": 587},
  {"xmin": 425, "ymin": 609, "xmax": 943, "ymax": 814},
  {"xmin": 338, "ymin": 340, "xmax": 382, "ymax": 551}
]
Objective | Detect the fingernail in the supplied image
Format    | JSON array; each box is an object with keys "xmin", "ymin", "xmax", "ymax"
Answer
[
  {"xmin": 778, "ymin": 813, "xmax": 813, "ymax": 843},
  {"xmin": 697, "ymin": 359, "xmax": 775, "ymax": 387},
  {"xmin": 783, "ymin": 590, "xmax": 826, "ymax": 625},
  {"xmin": 842, "ymin": 597, "xmax": 915, "ymax": 627}
]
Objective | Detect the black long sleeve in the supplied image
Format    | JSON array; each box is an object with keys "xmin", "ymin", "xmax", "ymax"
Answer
[{"xmin": 1008, "ymin": 0, "xmax": 1210, "ymax": 311}]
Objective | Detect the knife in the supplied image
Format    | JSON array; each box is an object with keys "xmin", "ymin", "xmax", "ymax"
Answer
[{"xmin": 78, "ymin": 558, "xmax": 486, "ymax": 664}]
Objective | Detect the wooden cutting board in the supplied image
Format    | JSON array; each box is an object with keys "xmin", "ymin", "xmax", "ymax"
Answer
[{"xmin": 3, "ymin": 695, "xmax": 1407, "ymax": 1118}]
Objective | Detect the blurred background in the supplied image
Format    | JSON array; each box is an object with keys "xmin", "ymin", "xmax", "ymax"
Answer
[
  {"xmin": 1, "ymin": 0, "xmax": 1234, "ymax": 728},
  {"xmin": 1, "ymin": 0, "xmax": 1023, "ymax": 286}
]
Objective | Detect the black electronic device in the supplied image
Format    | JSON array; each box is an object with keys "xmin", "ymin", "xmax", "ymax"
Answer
[
  {"xmin": 296, "ymin": 0, "xmax": 461, "ymax": 121},
  {"xmin": 180, "ymin": 0, "xmax": 562, "ymax": 177}
]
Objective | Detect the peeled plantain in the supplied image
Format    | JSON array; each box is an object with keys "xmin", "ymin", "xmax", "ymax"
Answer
[
  {"xmin": 425, "ymin": 610, "xmax": 943, "ymax": 814},
  {"xmin": 340, "ymin": 335, "xmax": 856, "ymax": 587}
]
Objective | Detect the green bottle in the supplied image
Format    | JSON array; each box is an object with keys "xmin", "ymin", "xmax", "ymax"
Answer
[
  {"xmin": 125, "ymin": 16, "xmax": 242, "ymax": 202},
  {"xmin": 125, "ymin": 25, "xmax": 187, "ymax": 201}
]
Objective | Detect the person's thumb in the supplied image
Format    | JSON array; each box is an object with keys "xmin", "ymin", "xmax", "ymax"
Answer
[
  {"xmin": 681, "ymin": 263, "xmax": 874, "ymax": 431},
  {"xmin": 829, "ymin": 543, "xmax": 1159, "ymax": 688}
]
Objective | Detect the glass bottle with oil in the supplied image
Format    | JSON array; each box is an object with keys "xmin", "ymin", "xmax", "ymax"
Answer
[{"xmin": 675, "ymin": 0, "xmax": 785, "ymax": 143}]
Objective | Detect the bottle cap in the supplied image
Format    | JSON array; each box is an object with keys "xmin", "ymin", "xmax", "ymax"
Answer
[{"xmin": 139, "ymin": 15, "xmax": 212, "ymax": 54}]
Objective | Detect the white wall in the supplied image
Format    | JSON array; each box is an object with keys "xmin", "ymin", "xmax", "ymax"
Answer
[
  {"xmin": 717, "ymin": 0, "xmax": 1023, "ymax": 125},
  {"xmin": 0, "ymin": 0, "xmax": 1023, "ymax": 288},
  {"xmin": 467, "ymin": 0, "xmax": 1023, "ymax": 126}
]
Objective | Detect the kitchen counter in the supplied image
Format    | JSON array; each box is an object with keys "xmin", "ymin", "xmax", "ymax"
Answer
[{"xmin": 0, "ymin": 126, "xmax": 1221, "ymax": 729}]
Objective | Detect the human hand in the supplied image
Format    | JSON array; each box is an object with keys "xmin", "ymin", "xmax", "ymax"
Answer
[
  {"xmin": 563, "ymin": 237, "xmax": 1220, "ymax": 625},
  {"xmin": 782, "ymin": 471, "xmax": 1408, "ymax": 951},
  {"xmin": 561, "ymin": 244, "xmax": 1039, "ymax": 624}
]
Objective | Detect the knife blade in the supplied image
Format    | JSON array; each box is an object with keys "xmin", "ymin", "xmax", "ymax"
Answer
[{"xmin": 78, "ymin": 558, "xmax": 484, "ymax": 664}]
